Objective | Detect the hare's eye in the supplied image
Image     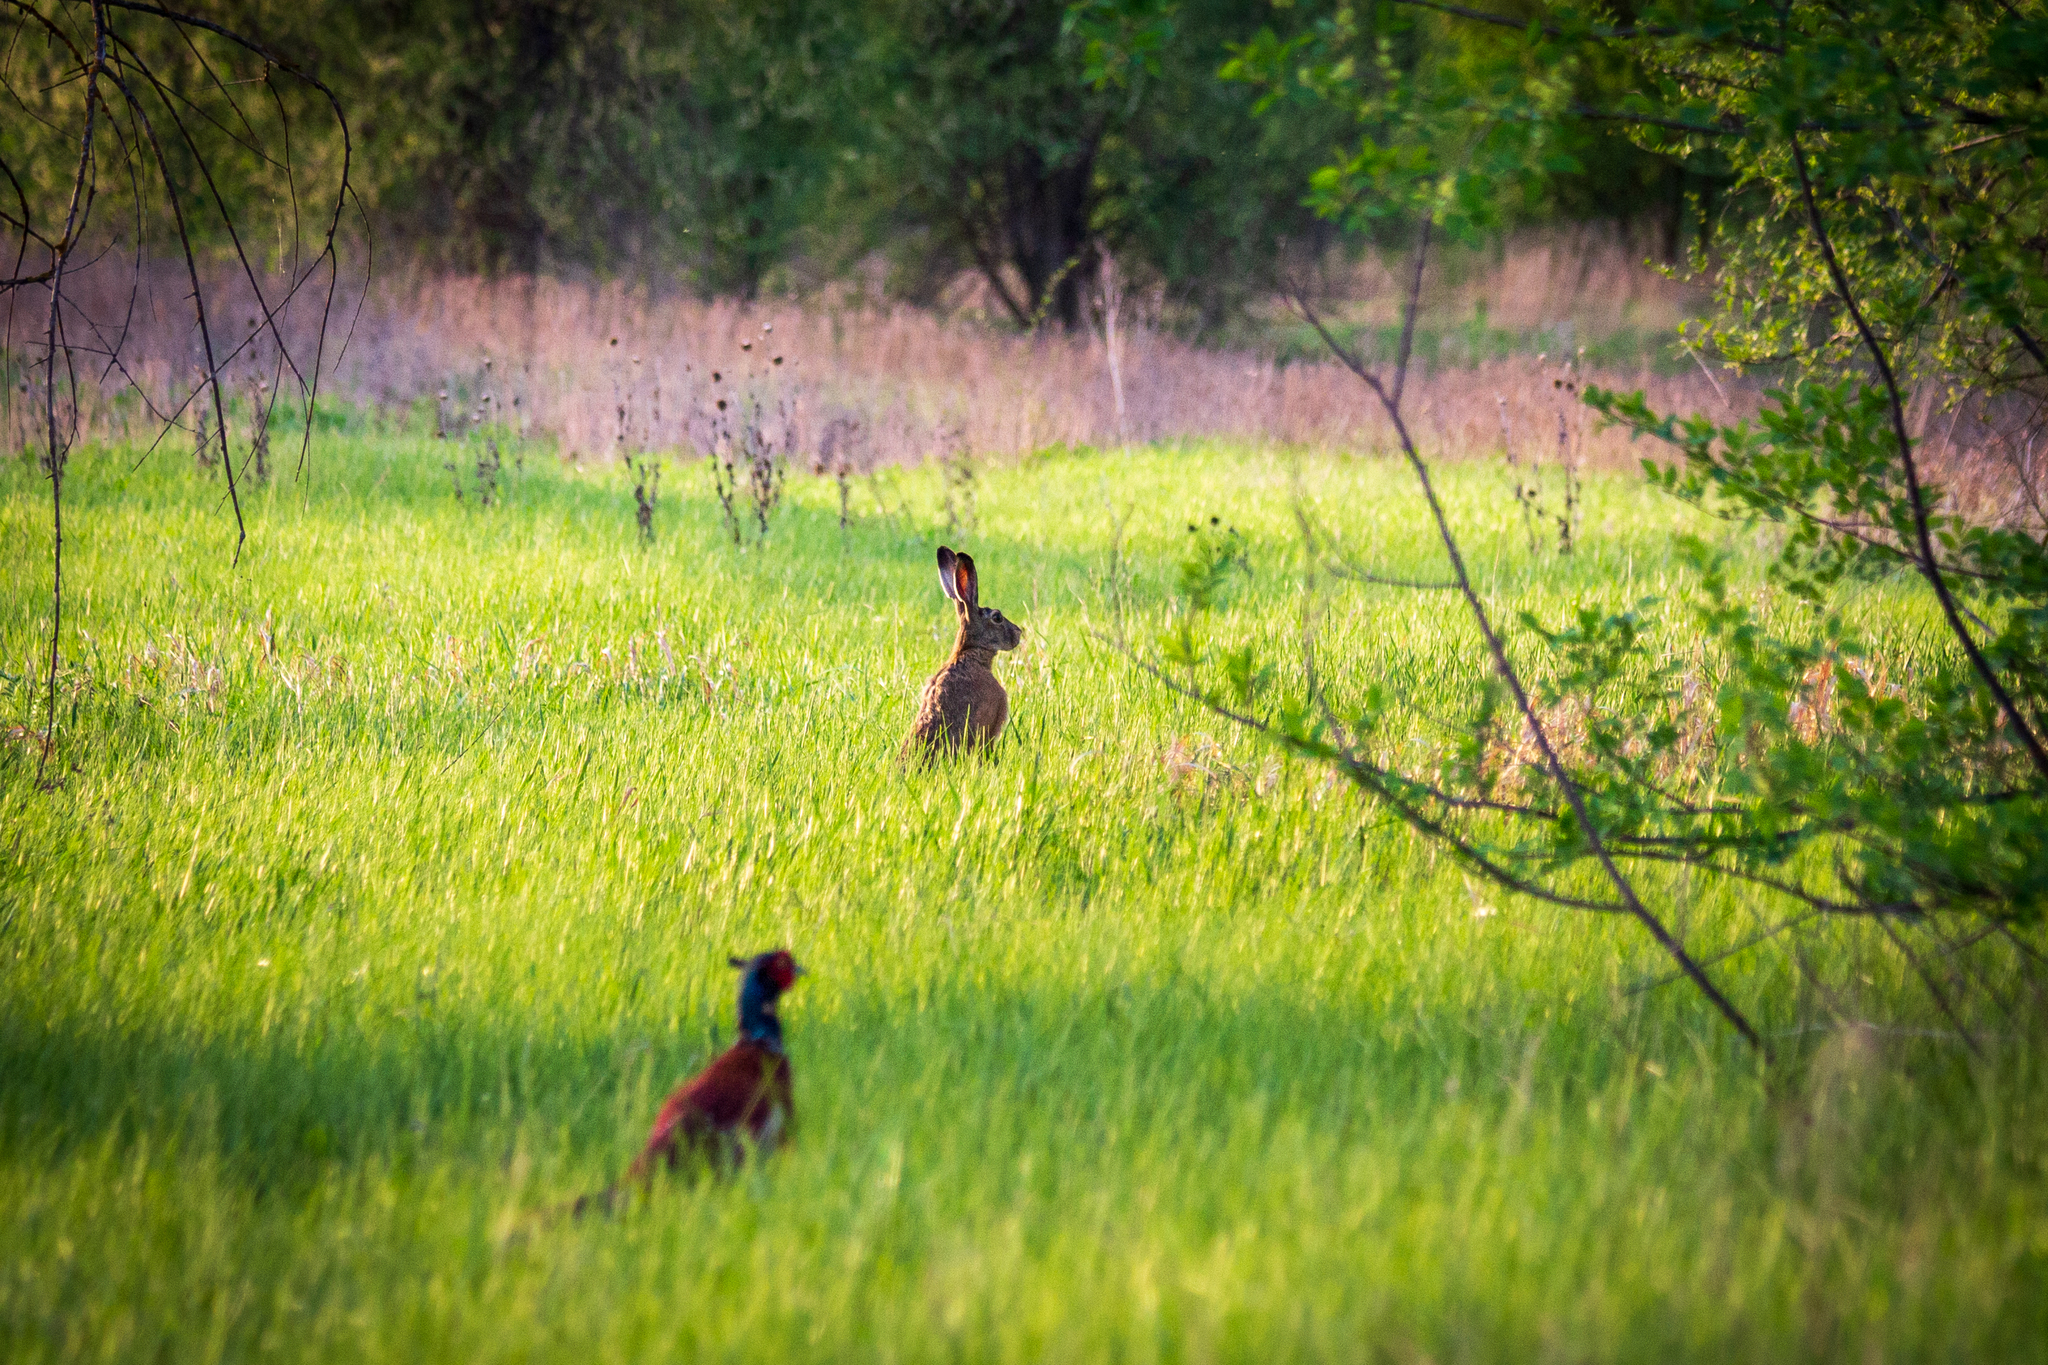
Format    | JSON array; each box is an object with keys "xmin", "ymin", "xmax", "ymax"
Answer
[{"xmin": 990, "ymin": 610, "xmax": 1004, "ymax": 622}]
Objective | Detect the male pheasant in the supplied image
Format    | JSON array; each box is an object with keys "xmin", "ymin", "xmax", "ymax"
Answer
[{"xmin": 577, "ymin": 950, "xmax": 803, "ymax": 1214}]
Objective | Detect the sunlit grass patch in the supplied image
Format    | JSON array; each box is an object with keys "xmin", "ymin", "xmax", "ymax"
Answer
[{"xmin": 1, "ymin": 438, "xmax": 2042, "ymax": 1363}]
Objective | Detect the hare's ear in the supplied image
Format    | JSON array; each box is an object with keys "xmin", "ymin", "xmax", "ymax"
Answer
[
  {"xmin": 936, "ymin": 546, "xmax": 961, "ymax": 602},
  {"xmin": 955, "ymin": 552, "xmax": 980, "ymax": 610}
]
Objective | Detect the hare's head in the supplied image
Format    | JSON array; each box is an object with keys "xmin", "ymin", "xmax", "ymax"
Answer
[{"xmin": 937, "ymin": 546, "xmax": 1023, "ymax": 653}]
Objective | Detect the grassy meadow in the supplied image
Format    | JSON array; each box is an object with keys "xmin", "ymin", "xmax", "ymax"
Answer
[{"xmin": 3, "ymin": 430, "xmax": 2045, "ymax": 1362}]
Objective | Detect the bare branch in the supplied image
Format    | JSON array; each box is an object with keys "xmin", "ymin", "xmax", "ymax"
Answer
[
  {"xmin": 1391, "ymin": 217, "xmax": 1429, "ymax": 410},
  {"xmin": 19, "ymin": 0, "xmax": 355, "ymax": 783}
]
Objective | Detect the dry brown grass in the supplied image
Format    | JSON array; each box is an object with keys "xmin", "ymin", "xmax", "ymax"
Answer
[
  {"xmin": 1301, "ymin": 222, "xmax": 1703, "ymax": 336},
  {"xmin": 4, "ymin": 231, "xmax": 2030, "ymax": 505}
]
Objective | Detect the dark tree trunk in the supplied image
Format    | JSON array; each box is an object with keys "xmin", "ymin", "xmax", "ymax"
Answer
[
  {"xmin": 958, "ymin": 127, "xmax": 1102, "ymax": 332},
  {"xmin": 998, "ymin": 141, "xmax": 1097, "ymax": 330}
]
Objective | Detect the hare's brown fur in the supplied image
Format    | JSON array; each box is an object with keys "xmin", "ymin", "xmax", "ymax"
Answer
[{"xmin": 904, "ymin": 547, "xmax": 1023, "ymax": 759}]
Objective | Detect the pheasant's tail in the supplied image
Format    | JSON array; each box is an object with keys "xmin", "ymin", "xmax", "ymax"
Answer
[
  {"xmin": 500, "ymin": 1177, "xmax": 631, "ymax": 1238},
  {"xmin": 570, "ymin": 1152, "xmax": 660, "ymax": 1220},
  {"xmin": 492, "ymin": 1185, "xmax": 607, "ymax": 1249},
  {"xmin": 570, "ymin": 1184, "xmax": 623, "ymax": 1220}
]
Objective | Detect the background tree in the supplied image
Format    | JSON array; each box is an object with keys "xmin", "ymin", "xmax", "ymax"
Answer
[
  {"xmin": 7, "ymin": 0, "xmax": 1746, "ymax": 323},
  {"xmin": 832, "ymin": 0, "xmax": 1348, "ymax": 330},
  {"xmin": 326, "ymin": 0, "xmax": 846, "ymax": 290}
]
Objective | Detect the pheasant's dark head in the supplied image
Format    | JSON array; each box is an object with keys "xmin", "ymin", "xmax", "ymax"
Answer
[{"xmin": 729, "ymin": 950, "xmax": 804, "ymax": 1052}]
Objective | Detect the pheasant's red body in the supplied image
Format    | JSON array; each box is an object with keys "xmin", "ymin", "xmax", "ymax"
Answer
[{"xmin": 629, "ymin": 1039, "xmax": 794, "ymax": 1176}]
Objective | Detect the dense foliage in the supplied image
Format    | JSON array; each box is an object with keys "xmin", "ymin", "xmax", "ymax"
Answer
[
  {"xmin": 1579, "ymin": 0, "xmax": 2048, "ymax": 924},
  {"xmin": 1155, "ymin": 0, "xmax": 2048, "ymax": 1039}
]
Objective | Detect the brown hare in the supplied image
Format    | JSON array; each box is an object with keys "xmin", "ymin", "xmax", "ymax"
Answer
[{"xmin": 903, "ymin": 546, "xmax": 1024, "ymax": 760}]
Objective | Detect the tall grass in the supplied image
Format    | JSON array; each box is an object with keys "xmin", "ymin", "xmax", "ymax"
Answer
[{"xmin": 2, "ymin": 433, "xmax": 2044, "ymax": 1362}]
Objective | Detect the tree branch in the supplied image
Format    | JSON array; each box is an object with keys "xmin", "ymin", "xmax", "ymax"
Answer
[
  {"xmin": 1790, "ymin": 134, "xmax": 2048, "ymax": 781},
  {"xmin": 1293, "ymin": 223, "xmax": 1767, "ymax": 1053}
]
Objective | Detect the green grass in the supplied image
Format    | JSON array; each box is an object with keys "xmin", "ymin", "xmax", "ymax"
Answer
[{"xmin": 3, "ymin": 435, "xmax": 2044, "ymax": 1362}]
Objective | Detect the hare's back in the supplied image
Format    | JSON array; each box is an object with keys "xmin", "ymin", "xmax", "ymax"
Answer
[{"xmin": 916, "ymin": 660, "xmax": 1008, "ymax": 745}]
